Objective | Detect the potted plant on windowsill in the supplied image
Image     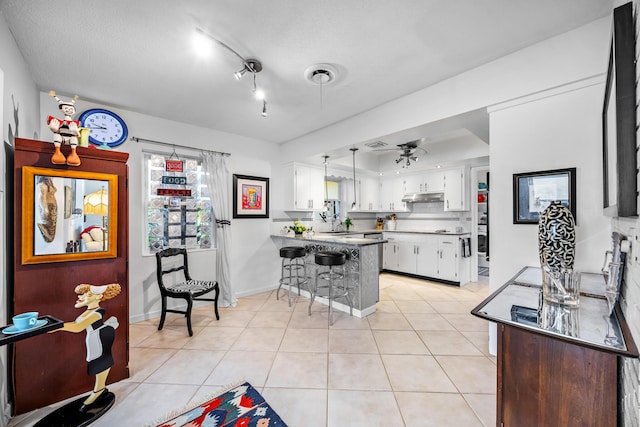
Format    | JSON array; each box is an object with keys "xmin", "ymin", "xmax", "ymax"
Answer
[{"xmin": 344, "ymin": 217, "xmax": 353, "ymax": 231}]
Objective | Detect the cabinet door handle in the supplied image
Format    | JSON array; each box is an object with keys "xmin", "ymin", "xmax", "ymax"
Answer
[
  {"xmin": 416, "ymin": 246, "xmax": 419, "ymax": 255},
  {"xmin": 439, "ymin": 250, "xmax": 442, "ymax": 259}
]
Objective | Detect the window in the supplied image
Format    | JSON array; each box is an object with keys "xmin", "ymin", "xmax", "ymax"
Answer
[{"xmin": 143, "ymin": 152, "xmax": 214, "ymax": 254}]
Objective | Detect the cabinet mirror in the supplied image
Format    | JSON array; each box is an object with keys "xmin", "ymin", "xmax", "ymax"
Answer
[{"xmin": 21, "ymin": 166, "xmax": 118, "ymax": 264}]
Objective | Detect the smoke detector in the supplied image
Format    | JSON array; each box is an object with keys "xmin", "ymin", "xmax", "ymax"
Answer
[{"xmin": 305, "ymin": 64, "xmax": 338, "ymax": 85}]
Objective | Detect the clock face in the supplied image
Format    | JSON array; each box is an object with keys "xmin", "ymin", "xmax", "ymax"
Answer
[{"xmin": 79, "ymin": 109, "xmax": 128, "ymax": 148}]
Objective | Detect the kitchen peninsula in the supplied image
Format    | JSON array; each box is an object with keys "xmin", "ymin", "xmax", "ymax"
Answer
[{"xmin": 271, "ymin": 232, "xmax": 386, "ymax": 317}]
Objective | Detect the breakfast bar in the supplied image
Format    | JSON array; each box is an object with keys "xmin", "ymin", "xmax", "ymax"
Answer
[{"xmin": 271, "ymin": 232, "xmax": 386, "ymax": 317}]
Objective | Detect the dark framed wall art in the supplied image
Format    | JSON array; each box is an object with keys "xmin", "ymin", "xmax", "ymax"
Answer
[
  {"xmin": 602, "ymin": 2, "xmax": 637, "ymax": 217},
  {"xmin": 232, "ymin": 174, "xmax": 269, "ymax": 218},
  {"xmin": 513, "ymin": 168, "xmax": 576, "ymax": 224}
]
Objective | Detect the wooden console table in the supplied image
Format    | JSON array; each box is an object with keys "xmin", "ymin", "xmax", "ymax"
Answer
[{"xmin": 471, "ymin": 267, "xmax": 638, "ymax": 427}]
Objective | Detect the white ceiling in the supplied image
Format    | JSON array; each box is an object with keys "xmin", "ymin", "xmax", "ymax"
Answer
[{"xmin": 1, "ymin": 0, "xmax": 610, "ymax": 149}]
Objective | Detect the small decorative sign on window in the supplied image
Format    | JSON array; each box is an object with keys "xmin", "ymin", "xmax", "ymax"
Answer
[
  {"xmin": 161, "ymin": 176, "xmax": 187, "ymax": 185},
  {"xmin": 165, "ymin": 159, "xmax": 183, "ymax": 172}
]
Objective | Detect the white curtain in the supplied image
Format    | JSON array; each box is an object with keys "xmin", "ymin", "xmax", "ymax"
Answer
[{"xmin": 203, "ymin": 152, "xmax": 236, "ymax": 307}]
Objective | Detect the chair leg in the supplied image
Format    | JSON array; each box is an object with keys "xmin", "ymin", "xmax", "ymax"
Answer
[
  {"xmin": 213, "ymin": 285, "xmax": 220, "ymax": 320},
  {"xmin": 158, "ymin": 296, "xmax": 168, "ymax": 331},
  {"xmin": 277, "ymin": 257, "xmax": 285, "ymax": 301},
  {"xmin": 185, "ymin": 297, "xmax": 194, "ymax": 337}
]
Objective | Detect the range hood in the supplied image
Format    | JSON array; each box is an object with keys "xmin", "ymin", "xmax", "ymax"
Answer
[{"xmin": 401, "ymin": 192, "xmax": 444, "ymax": 203}]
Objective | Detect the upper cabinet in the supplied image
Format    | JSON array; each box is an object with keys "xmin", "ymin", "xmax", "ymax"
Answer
[
  {"xmin": 404, "ymin": 171, "xmax": 445, "ymax": 193},
  {"xmin": 284, "ymin": 163, "xmax": 325, "ymax": 210},
  {"xmin": 379, "ymin": 175, "xmax": 407, "ymax": 212},
  {"xmin": 444, "ymin": 167, "xmax": 468, "ymax": 211},
  {"xmin": 357, "ymin": 175, "xmax": 380, "ymax": 211}
]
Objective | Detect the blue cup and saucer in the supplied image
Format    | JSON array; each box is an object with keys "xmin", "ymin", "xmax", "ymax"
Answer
[{"xmin": 4, "ymin": 312, "xmax": 46, "ymax": 334}]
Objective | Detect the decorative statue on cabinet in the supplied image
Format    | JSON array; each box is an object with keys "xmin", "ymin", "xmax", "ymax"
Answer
[
  {"xmin": 52, "ymin": 283, "xmax": 121, "ymax": 413},
  {"xmin": 47, "ymin": 90, "xmax": 81, "ymax": 166}
]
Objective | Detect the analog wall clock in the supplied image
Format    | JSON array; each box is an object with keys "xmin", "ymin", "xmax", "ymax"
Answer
[{"xmin": 78, "ymin": 108, "xmax": 128, "ymax": 148}]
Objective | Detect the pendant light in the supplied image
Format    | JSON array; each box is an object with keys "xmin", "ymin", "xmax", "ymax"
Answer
[
  {"xmin": 322, "ymin": 155, "xmax": 330, "ymax": 211},
  {"xmin": 350, "ymin": 148, "xmax": 358, "ymax": 210}
]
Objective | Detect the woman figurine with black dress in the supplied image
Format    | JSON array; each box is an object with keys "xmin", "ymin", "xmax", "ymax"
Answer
[{"xmin": 54, "ymin": 283, "xmax": 121, "ymax": 410}]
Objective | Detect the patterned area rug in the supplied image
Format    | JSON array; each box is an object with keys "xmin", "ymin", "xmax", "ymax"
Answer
[{"xmin": 155, "ymin": 382, "xmax": 287, "ymax": 427}]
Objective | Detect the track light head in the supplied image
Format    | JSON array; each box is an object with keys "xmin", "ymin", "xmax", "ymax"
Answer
[{"xmin": 234, "ymin": 68, "xmax": 248, "ymax": 80}]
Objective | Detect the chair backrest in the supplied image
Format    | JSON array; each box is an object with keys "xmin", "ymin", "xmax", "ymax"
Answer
[{"xmin": 156, "ymin": 248, "xmax": 192, "ymax": 290}]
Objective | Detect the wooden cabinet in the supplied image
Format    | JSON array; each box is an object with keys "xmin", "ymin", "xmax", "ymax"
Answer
[
  {"xmin": 12, "ymin": 138, "xmax": 129, "ymax": 414},
  {"xmin": 472, "ymin": 267, "xmax": 639, "ymax": 427},
  {"xmin": 498, "ymin": 325, "xmax": 617, "ymax": 426},
  {"xmin": 444, "ymin": 167, "xmax": 467, "ymax": 211}
]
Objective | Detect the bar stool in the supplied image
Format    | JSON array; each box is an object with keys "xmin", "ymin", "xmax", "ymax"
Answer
[
  {"xmin": 277, "ymin": 246, "xmax": 307, "ymax": 306},
  {"xmin": 309, "ymin": 251, "xmax": 353, "ymax": 325}
]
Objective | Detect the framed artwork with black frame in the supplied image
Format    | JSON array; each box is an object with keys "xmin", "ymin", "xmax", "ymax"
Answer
[
  {"xmin": 602, "ymin": 1, "xmax": 637, "ymax": 217},
  {"xmin": 513, "ymin": 168, "xmax": 576, "ymax": 224},
  {"xmin": 232, "ymin": 174, "xmax": 269, "ymax": 218}
]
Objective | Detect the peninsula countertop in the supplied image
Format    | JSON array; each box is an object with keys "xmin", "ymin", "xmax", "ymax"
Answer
[{"xmin": 271, "ymin": 232, "xmax": 386, "ymax": 246}]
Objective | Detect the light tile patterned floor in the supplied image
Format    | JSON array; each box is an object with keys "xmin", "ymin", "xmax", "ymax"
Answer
[{"xmin": 9, "ymin": 273, "xmax": 495, "ymax": 427}]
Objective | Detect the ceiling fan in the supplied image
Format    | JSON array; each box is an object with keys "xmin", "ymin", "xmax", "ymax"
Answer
[{"xmin": 374, "ymin": 139, "xmax": 427, "ymax": 168}]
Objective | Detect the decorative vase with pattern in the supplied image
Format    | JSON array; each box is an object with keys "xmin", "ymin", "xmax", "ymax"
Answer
[{"xmin": 538, "ymin": 201, "xmax": 576, "ymax": 270}]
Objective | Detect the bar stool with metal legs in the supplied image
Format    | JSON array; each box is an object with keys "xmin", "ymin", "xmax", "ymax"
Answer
[
  {"xmin": 309, "ymin": 251, "xmax": 353, "ymax": 325},
  {"xmin": 277, "ymin": 246, "xmax": 307, "ymax": 306}
]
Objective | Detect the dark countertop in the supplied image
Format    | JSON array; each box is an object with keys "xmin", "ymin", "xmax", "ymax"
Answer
[
  {"xmin": 383, "ymin": 230, "xmax": 471, "ymax": 236},
  {"xmin": 271, "ymin": 233, "xmax": 387, "ymax": 247}
]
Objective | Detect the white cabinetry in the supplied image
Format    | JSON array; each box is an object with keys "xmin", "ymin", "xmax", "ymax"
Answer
[
  {"xmin": 358, "ymin": 175, "xmax": 379, "ymax": 211},
  {"xmin": 424, "ymin": 171, "xmax": 445, "ymax": 192},
  {"xmin": 382, "ymin": 233, "xmax": 468, "ymax": 284},
  {"xmin": 437, "ymin": 236, "xmax": 459, "ymax": 281},
  {"xmin": 444, "ymin": 167, "xmax": 467, "ymax": 211},
  {"xmin": 416, "ymin": 235, "xmax": 439, "ymax": 278},
  {"xmin": 284, "ymin": 164, "xmax": 325, "ymax": 210},
  {"xmin": 404, "ymin": 171, "xmax": 446, "ymax": 193},
  {"xmin": 397, "ymin": 242, "xmax": 418, "ymax": 273},
  {"xmin": 379, "ymin": 175, "xmax": 407, "ymax": 211},
  {"xmin": 383, "ymin": 239, "xmax": 399, "ymax": 270}
]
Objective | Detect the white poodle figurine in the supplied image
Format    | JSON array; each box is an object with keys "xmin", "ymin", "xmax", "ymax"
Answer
[{"xmin": 47, "ymin": 91, "xmax": 81, "ymax": 166}]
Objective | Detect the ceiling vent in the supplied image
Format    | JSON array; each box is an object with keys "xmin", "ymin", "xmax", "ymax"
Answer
[
  {"xmin": 304, "ymin": 64, "xmax": 338, "ymax": 85},
  {"xmin": 365, "ymin": 141, "xmax": 388, "ymax": 149}
]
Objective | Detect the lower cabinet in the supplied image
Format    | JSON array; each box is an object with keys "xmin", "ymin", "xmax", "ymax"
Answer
[
  {"xmin": 383, "ymin": 240, "xmax": 399, "ymax": 270},
  {"xmin": 383, "ymin": 233, "xmax": 466, "ymax": 283}
]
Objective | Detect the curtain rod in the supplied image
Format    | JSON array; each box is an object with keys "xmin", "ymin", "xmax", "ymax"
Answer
[{"xmin": 131, "ymin": 136, "xmax": 231, "ymax": 156}]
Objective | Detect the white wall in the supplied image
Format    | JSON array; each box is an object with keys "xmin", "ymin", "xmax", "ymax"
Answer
[
  {"xmin": 488, "ymin": 79, "xmax": 610, "ymax": 290},
  {"xmin": 280, "ymin": 17, "xmax": 611, "ymax": 162},
  {"xmin": 0, "ymin": 12, "xmax": 42, "ymax": 427},
  {"xmin": 39, "ymin": 94, "xmax": 282, "ymax": 322}
]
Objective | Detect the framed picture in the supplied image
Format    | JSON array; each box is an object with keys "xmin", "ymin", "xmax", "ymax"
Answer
[
  {"xmin": 602, "ymin": 2, "xmax": 637, "ymax": 217},
  {"xmin": 513, "ymin": 168, "xmax": 576, "ymax": 224},
  {"xmin": 232, "ymin": 174, "xmax": 269, "ymax": 218}
]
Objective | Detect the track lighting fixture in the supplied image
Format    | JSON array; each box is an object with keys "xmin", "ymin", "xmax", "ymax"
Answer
[{"xmin": 195, "ymin": 27, "xmax": 268, "ymax": 117}]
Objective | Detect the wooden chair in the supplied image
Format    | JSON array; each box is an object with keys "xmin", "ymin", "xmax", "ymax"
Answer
[{"xmin": 155, "ymin": 248, "xmax": 220, "ymax": 336}]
